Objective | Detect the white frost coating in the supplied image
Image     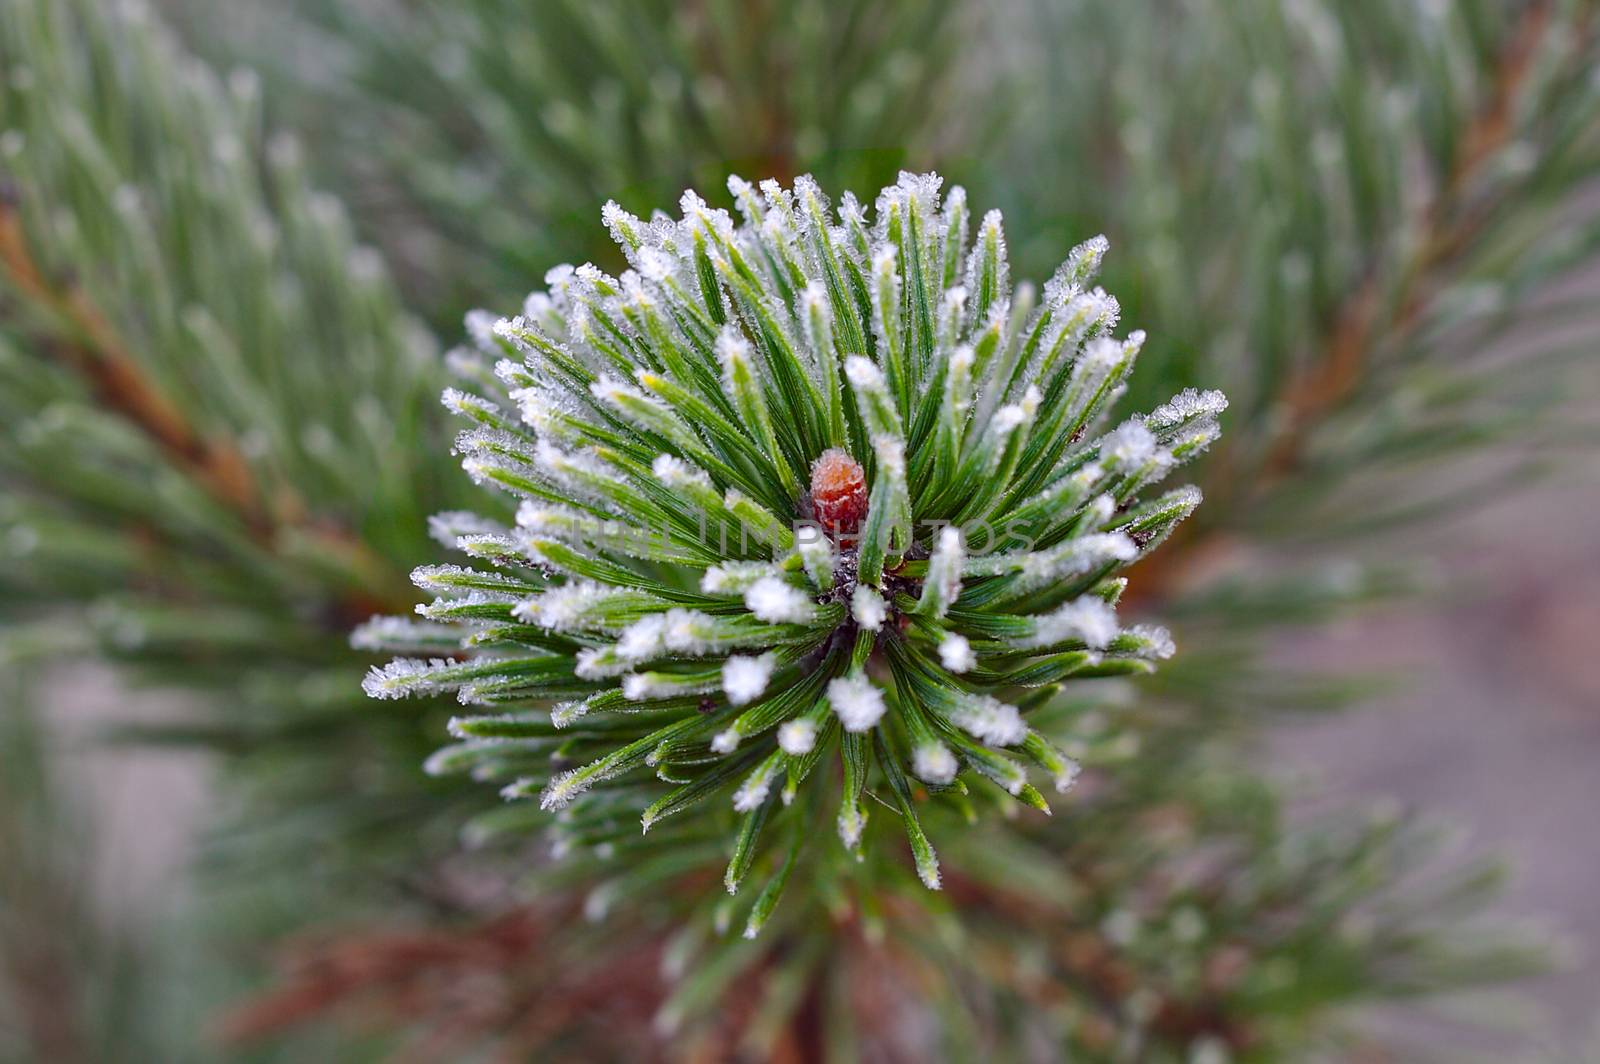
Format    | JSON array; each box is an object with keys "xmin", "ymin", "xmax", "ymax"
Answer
[
  {"xmin": 652, "ymin": 453, "xmax": 712, "ymax": 491},
  {"xmin": 870, "ymin": 243, "xmax": 899, "ymax": 279},
  {"xmin": 1080, "ymin": 334, "xmax": 1131, "ymax": 372},
  {"xmin": 680, "ymin": 188, "xmax": 736, "ymax": 243},
  {"xmin": 620, "ymin": 270, "xmax": 656, "ymax": 313},
  {"xmin": 939, "ymin": 633, "xmax": 976, "ymax": 673},
  {"xmin": 793, "ymin": 173, "xmax": 827, "ymax": 215},
  {"xmin": 534, "ymin": 438, "xmax": 615, "ymax": 489},
  {"xmin": 589, "ymin": 373, "xmax": 642, "ymax": 406},
  {"xmin": 601, "ymin": 199, "xmax": 639, "ymax": 248},
  {"xmin": 1066, "ymin": 233, "xmax": 1110, "ymax": 283},
  {"xmin": 1066, "ymin": 462, "xmax": 1105, "ymax": 498},
  {"xmin": 1144, "ymin": 388, "xmax": 1229, "ymax": 430},
  {"xmin": 537, "ymin": 767, "xmax": 595, "ymax": 810},
  {"xmin": 492, "ymin": 353, "xmax": 532, "ymax": 389},
  {"xmin": 701, "ymin": 561, "xmax": 777, "ymax": 595},
  {"xmin": 622, "ymin": 673, "xmax": 662, "ymax": 701},
  {"xmin": 778, "ymin": 718, "xmax": 818, "ymax": 756},
  {"xmin": 616, "ymin": 614, "xmax": 668, "ymax": 661},
  {"xmin": 511, "ymin": 385, "xmax": 567, "ymax": 436},
  {"xmin": 362, "ymin": 658, "xmax": 433, "ymax": 699},
  {"xmin": 947, "ymin": 344, "xmax": 975, "ymax": 395},
  {"xmin": 1161, "ymin": 484, "xmax": 1204, "ymax": 517},
  {"xmin": 710, "ymin": 728, "xmax": 742, "ymax": 754},
  {"xmin": 1026, "ymin": 596, "xmax": 1120, "ymax": 650},
  {"xmin": 877, "ymin": 170, "xmax": 943, "ymax": 219},
  {"xmin": 1129, "ymin": 624, "xmax": 1177, "ymax": 659},
  {"xmin": 573, "ymin": 262, "xmax": 611, "ymax": 287},
  {"xmin": 913, "ymin": 742, "xmax": 959, "ymax": 785},
  {"xmin": 727, "ymin": 174, "xmax": 762, "ymax": 222},
  {"xmin": 797, "ymin": 533, "xmax": 835, "ymax": 585},
  {"xmin": 744, "ymin": 577, "xmax": 818, "ymax": 624},
  {"xmin": 491, "ymin": 314, "xmax": 532, "ymax": 350},
  {"xmin": 837, "ymin": 805, "xmax": 866, "ymax": 849},
  {"xmin": 1101, "ymin": 421, "xmax": 1158, "ymax": 470},
  {"xmin": 940, "ymin": 285, "xmax": 969, "ymax": 328},
  {"xmin": 714, "ymin": 325, "xmax": 753, "ymax": 373},
  {"xmin": 1019, "ymin": 384, "xmax": 1042, "ymax": 418},
  {"xmin": 964, "ymin": 211, "xmax": 1009, "ymax": 310},
  {"xmin": 948, "ymin": 694, "xmax": 1026, "ymax": 746},
  {"xmin": 843, "ymin": 353, "xmax": 884, "ymax": 390},
  {"xmin": 1052, "ymin": 757, "xmax": 1083, "ymax": 794},
  {"xmin": 551, "ymin": 699, "xmax": 591, "ymax": 728},
  {"xmin": 513, "ymin": 581, "xmax": 606, "ymax": 630},
  {"xmin": 1016, "ymin": 532, "xmax": 1138, "ymax": 591},
  {"xmin": 732, "ymin": 760, "xmax": 779, "ymax": 812},
  {"xmin": 921, "ymin": 526, "xmax": 964, "ymax": 616},
  {"xmin": 872, "ymin": 434, "xmax": 906, "ymax": 476},
  {"xmin": 828, "ymin": 674, "xmax": 887, "ymax": 733},
  {"xmin": 837, "ymin": 189, "xmax": 866, "ymax": 227},
  {"xmin": 515, "ymin": 501, "xmax": 599, "ymax": 538},
  {"xmin": 723, "ymin": 653, "xmax": 776, "ymax": 706},
  {"xmin": 440, "ymin": 387, "xmax": 479, "ymax": 416},
  {"xmin": 1066, "ymin": 288, "xmax": 1120, "ymax": 338},
  {"xmin": 543, "ymin": 262, "xmax": 577, "ymax": 294},
  {"xmin": 993, "ymin": 402, "xmax": 1028, "ymax": 434},
  {"xmin": 522, "ymin": 290, "xmax": 556, "ymax": 322},
  {"xmin": 661, "ymin": 608, "xmax": 723, "ymax": 654},
  {"xmin": 455, "ymin": 680, "xmax": 505, "ymax": 706},
  {"xmin": 637, "ymin": 246, "xmax": 674, "ymax": 283},
  {"xmin": 574, "ymin": 647, "xmax": 629, "ymax": 679},
  {"xmin": 851, "ymin": 586, "xmax": 887, "ymax": 630},
  {"xmin": 800, "ymin": 279, "xmax": 828, "ymax": 312}
]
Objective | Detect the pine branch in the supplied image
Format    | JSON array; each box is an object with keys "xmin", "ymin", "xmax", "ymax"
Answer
[
  {"xmin": 1, "ymin": 200, "xmax": 264, "ymax": 528},
  {"xmin": 1, "ymin": 1, "xmax": 1585, "ymax": 1057},
  {"xmin": 0, "ymin": 201, "xmax": 416, "ymax": 618},
  {"xmin": 1265, "ymin": 0, "xmax": 1557, "ymax": 476},
  {"xmin": 1125, "ymin": 0, "xmax": 1596, "ymax": 606},
  {"xmin": 363, "ymin": 172, "xmax": 1212, "ymax": 911},
  {"xmin": 176, "ymin": 0, "xmax": 971, "ymax": 319}
]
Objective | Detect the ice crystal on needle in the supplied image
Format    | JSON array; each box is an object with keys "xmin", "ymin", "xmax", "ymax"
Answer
[{"xmin": 359, "ymin": 172, "xmax": 1224, "ymax": 923}]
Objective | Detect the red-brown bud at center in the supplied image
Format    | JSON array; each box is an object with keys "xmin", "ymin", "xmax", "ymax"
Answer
[{"xmin": 809, "ymin": 448, "xmax": 867, "ymax": 536}]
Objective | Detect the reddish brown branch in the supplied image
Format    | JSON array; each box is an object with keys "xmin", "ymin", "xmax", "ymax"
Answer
[{"xmin": 217, "ymin": 906, "xmax": 666, "ymax": 1061}]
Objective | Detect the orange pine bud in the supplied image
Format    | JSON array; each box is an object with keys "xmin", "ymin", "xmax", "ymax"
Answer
[{"xmin": 809, "ymin": 448, "xmax": 867, "ymax": 536}]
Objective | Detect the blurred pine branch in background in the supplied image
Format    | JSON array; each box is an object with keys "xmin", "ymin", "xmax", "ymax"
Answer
[
  {"xmin": 1, "ymin": 0, "xmax": 1596, "ymax": 1059},
  {"xmin": 170, "ymin": 0, "xmax": 975, "ymax": 324}
]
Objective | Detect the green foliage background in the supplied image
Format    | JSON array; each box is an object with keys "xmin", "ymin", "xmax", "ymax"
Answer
[{"xmin": 1, "ymin": 0, "xmax": 1596, "ymax": 1059}]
